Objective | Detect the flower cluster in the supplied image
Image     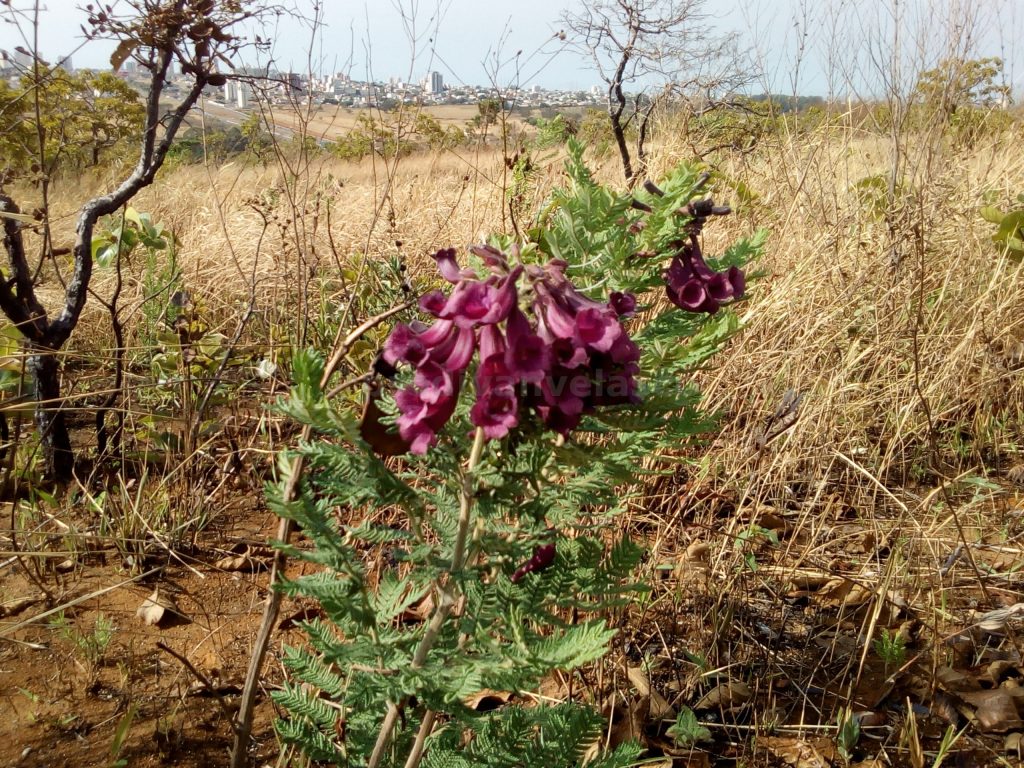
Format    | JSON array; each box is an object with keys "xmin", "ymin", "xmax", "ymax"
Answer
[
  {"xmin": 382, "ymin": 246, "xmax": 640, "ymax": 454},
  {"xmin": 663, "ymin": 199, "xmax": 745, "ymax": 315},
  {"xmin": 664, "ymin": 237, "xmax": 745, "ymax": 314}
]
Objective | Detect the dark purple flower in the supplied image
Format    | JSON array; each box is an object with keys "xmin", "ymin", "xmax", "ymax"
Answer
[
  {"xmin": 547, "ymin": 337, "xmax": 589, "ymax": 370},
  {"xmin": 505, "ymin": 306, "xmax": 549, "ymax": 385},
  {"xmin": 470, "ymin": 381, "xmax": 518, "ymax": 439},
  {"xmin": 395, "ymin": 380, "xmax": 461, "ymax": 455},
  {"xmin": 469, "ymin": 243, "xmax": 510, "ymax": 272},
  {"xmin": 383, "ymin": 323, "xmax": 427, "ymax": 367},
  {"xmin": 574, "ymin": 307, "xmax": 622, "ymax": 353},
  {"xmin": 420, "ymin": 290, "xmax": 448, "ymax": 316},
  {"xmin": 728, "ymin": 266, "xmax": 745, "ymax": 299},
  {"xmin": 432, "ymin": 247, "xmax": 471, "ymax": 283},
  {"xmin": 441, "ymin": 269, "xmax": 520, "ymax": 328},
  {"xmin": 511, "ymin": 542, "xmax": 557, "ymax": 583},
  {"xmin": 413, "ymin": 360, "xmax": 456, "ymax": 405},
  {"xmin": 664, "ymin": 238, "xmax": 745, "ymax": 315},
  {"xmin": 433, "ymin": 326, "xmax": 476, "ymax": 372},
  {"xmin": 609, "ymin": 291, "xmax": 636, "ymax": 317},
  {"xmin": 380, "ymin": 242, "xmax": 648, "ymax": 454}
]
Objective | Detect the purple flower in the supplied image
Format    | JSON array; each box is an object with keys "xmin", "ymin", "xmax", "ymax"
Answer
[
  {"xmin": 420, "ymin": 290, "xmax": 448, "ymax": 316},
  {"xmin": 574, "ymin": 307, "xmax": 622, "ymax": 353},
  {"xmin": 432, "ymin": 247, "xmax": 473, "ymax": 283},
  {"xmin": 383, "ymin": 323, "xmax": 427, "ymax": 367},
  {"xmin": 377, "ymin": 243, "xmax": 647, "ymax": 455},
  {"xmin": 505, "ymin": 306, "xmax": 549, "ymax": 385},
  {"xmin": 440, "ymin": 268, "xmax": 521, "ymax": 328},
  {"xmin": 395, "ymin": 380, "xmax": 461, "ymax": 455},
  {"xmin": 413, "ymin": 360, "xmax": 456, "ymax": 405},
  {"xmin": 664, "ymin": 238, "xmax": 745, "ymax": 315},
  {"xmin": 609, "ymin": 291, "xmax": 636, "ymax": 317},
  {"xmin": 511, "ymin": 542, "xmax": 557, "ymax": 583},
  {"xmin": 470, "ymin": 382, "xmax": 518, "ymax": 440}
]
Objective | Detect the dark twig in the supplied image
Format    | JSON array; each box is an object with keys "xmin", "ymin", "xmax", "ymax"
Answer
[{"xmin": 156, "ymin": 641, "xmax": 240, "ymax": 734}]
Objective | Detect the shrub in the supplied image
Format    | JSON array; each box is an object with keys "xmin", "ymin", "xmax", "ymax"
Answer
[{"xmin": 272, "ymin": 139, "xmax": 766, "ymax": 767}]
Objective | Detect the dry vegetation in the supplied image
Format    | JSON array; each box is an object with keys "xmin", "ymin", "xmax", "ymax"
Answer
[{"xmin": 2, "ymin": 105, "xmax": 1024, "ymax": 768}]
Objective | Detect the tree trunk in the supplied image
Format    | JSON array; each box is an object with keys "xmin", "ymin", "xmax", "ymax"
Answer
[
  {"xmin": 27, "ymin": 348, "xmax": 73, "ymax": 482},
  {"xmin": 611, "ymin": 113, "xmax": 634, "ymax": 185}
]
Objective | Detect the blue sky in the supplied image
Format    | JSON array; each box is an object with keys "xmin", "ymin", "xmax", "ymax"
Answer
[{"xmin": 1, "ymin": 0, "xmax": 1020, "ymax": 98}]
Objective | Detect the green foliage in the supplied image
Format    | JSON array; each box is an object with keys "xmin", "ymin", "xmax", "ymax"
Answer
[
  {"xmin": 912, "ymin": 57, "xmax": 1013, "ymax": 145},
  {"xmin": 871, "ymin": 627, "xmax": 908, "ymax": 670},
  {"xmin": 50, "ymin": 610, "xmax": 115, "ymax": 673},
  {"xmin": 576, "ymin": 108, "xmax": 617, "ymax": 156},
  {"xmin": 914, "ymin": 57, "xmax": 1011, "ymax": 119},
  {"xmin": 0, "ymin": 67, "xmax": 144, "ymax": 177},
  {"xmin": 333, "ymin": 111, "xmax": 465, "ymax": 162},
  {"xmin": 980, "ymin": 194, "xmax": 1024, "ymax": 261},
  {"xmin": 667, "ymin": 707, "xmax": 712, "ymax": 747},
  {"xmin": 835, "ymin": 707, "xmax": 860, "ymax": 763},
  {"xmin": 686, "ymin": 99, "xmax": 779, "ymax": 155},
  {"xmin": 274, "ymin": 146, "xmax": 764, "ymax": 767},
  {"xmin": 165, "ymin": 124, "xmax": 252, "ymax": 165},
  {"xmin": 476, "ymin": 98, "xmax": 503, "ymax": 128}
]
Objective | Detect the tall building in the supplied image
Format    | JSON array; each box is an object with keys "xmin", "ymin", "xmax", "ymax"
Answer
[
  {"xmin": 57, "ymin": 54, "xmax": 73, "ymax": 72},
  {"xmin": 430, "ymin": 71, "xmax": 443, "ymax": 95}
]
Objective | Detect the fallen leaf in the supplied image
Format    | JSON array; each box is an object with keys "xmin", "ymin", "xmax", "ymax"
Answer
[
  {"xmin": 214, "ymin": 548, "xmax": 267, "ymax": 572},
  {"xmin": 788, "ymin": 573, "xmax": 832, "ymax": 591},
  {"xmin": 817, "ymin": 577, "xmax": 873, "ymax": 608},
  {"xmin": 464, "ymin": 689, "xmax": 511, "ymax": 712},
  {"xmin": 854, "ymin": 710, "xmax": 887, "ymax": 728},
  {"xmin": 848, "ymin": 530, "xmax": 877, "ymax": 554},
  {"xmin": 399, "ymin": 592, "xmax": 434, "ymax": 623},
  {"xmin": 136, "ymin": 587, "xmax": 179, "ymax": 627},
  {"xmin": 605, "ymin": 694, "xmax": 650, "ymax": 750},
  {"xmin": 933, "ymin": 667, "xmax": 972, "ymax": 693},
  {"xmin": 693, "ymin": 679, "xmax": 752, "ymax": 711},
  {"xmin": 1006, "ymin": 732, "xmax": 1023, "ymax": 753},
  {"xmin": 1007, "ymin": 464, "xmax": 1024, "ymax": 486},
  {"xmin": 961, "ymin": 689, "xmax": 1024, "ymax": 733},
  {"xmin": 758, "ymin": 735, "xmax": 835, "ymax": 767},
  {"xmin": 685, "ymin": 541, "xmax": 711, "ymax": 562},
  {"xmin": 987, "ymin": 660, "xmax": 1018, "ymax": 686},
  {"xmin": 0, "ymin": 595, "xmax": 40, "ymax": 618},
  {"xmin": 972, "ymin": 603, "xmax": 1024, "ymax": 633},
  {"xmin": 626, "ymin": 665, "xmax": 676, "ymax": 720}
]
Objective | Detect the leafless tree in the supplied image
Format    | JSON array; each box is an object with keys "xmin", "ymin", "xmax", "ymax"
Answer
[
  {"xmin": 0, "ymin": 0, "xmax": 267, "ymax": 481},
  {"xmin": 561, "ymin": 0, "xmax": 746, "ymax": 186}
]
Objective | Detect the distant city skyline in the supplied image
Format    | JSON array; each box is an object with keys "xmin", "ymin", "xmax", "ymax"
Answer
[{"xmin": 0, "ymin": 0, "xmax": 1021, "ymax": 99}]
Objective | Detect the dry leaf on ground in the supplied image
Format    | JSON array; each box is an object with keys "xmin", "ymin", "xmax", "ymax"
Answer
[
  {"xmin": 464, "ymin": 689, "xmax": 511, "ymax": 712},
  {"xmin": 693, "ymin": 679, "xmax": 752, "ymax": 711},
  {"xmin": 972, "ymin": 603, "xmax": 1024, "ymax": 633},
  {"xmin": 961, "ymin": 689, "xmax": 1024, "ymax": 732},
  {"xmin": 627, "ymin": 666, "xmax": 676, "ymax": 720},
  {"xmin": 758, "ymin": 735, "xmax": 836, "ymax": 767},
  {"xmin": 0, "ymin": 595, "xmax": 40, "ymax": 618},
  {"xmin": 214, "ymin": 547, "xmax": 267, "ymax": 571},
  {"xmin": 136, "ymin": 587, "xmax": 180, "ymax": 627}
]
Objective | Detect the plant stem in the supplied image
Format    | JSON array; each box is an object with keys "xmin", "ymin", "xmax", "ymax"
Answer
[
  {"xmin": 231, "ymin": 300, "xmax": 416, "ymax": 768},
  {"xmin": 367, "ymin": 427, "xmax": 487, "ymax": 768}
]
